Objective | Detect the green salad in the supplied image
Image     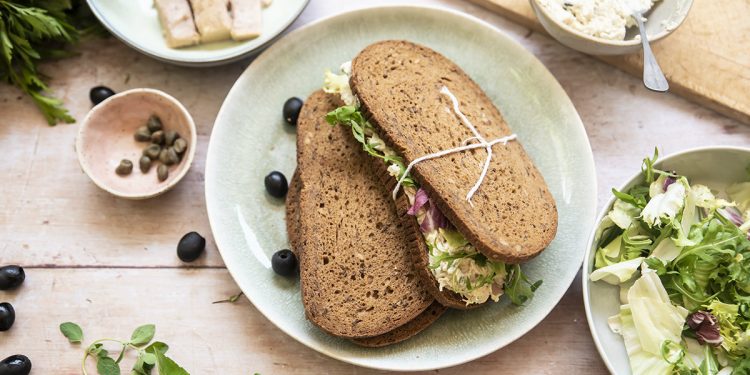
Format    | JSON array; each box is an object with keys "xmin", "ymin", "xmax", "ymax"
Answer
[{"xmin": 591, "ymin": 150, "xmax": 750, "ymax": 375}]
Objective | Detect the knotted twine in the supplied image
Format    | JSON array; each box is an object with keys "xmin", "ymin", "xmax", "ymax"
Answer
[{"xmin": 392, "ymin": 86, "xmax": 517, "ymax": 207}]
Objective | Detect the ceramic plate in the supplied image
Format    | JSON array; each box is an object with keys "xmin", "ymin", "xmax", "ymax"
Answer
[
  {"xmin": 205, "ymin": 5, "xmax": 596, "ymax": 371},
  {"xmin": 87, "ymin": 0, "xmax": 309, "ymax": 66},
  {"xmin": 584, "ymin": 147, "xmax": 750, "ymax": 374}
]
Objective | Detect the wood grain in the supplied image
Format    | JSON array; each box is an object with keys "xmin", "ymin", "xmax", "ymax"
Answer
[
  {"xmin": 0, "ymin": 0, "xmax": 748, "ymax": 373},
  {"xmin": 468, "ymin": 0, "xmax": 750, "ymax": 125},
  {"xmin": 0, "ymin": 269, "xmax": 606, "ymax": 374}
]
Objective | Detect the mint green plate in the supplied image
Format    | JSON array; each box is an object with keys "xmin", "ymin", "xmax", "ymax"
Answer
[
  {"xmin": 87, "ymin": 0, "xmax": 308, "ymax": 66},
  {"xmin": 205, "ymin": 5, "xmax": 596, "ymax": 371}
]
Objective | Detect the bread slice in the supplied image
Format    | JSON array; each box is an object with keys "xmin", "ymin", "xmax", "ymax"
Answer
[
  {"xmin": 293, "ymin": 90, "xmax": 434, "ymax": 338},
  {"xmin": 288, "ymin": 170, "xmax": 447, "ymax": 345},
  {"xmin": 350, "ymin": 301, "xmax": 447, "ymax": 347},
  {"xmin": 286, "ymin": 169, "xmax": 302, "ymax": 256},
  {"xmin": 350, "ymin": 40, "xmax": 558, "ymax": 264}
]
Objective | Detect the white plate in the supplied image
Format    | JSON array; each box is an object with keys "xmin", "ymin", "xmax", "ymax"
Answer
[
  {"xmin": 583, "ymin": 146, "xmax": 750, "ymax": 374},
  {"xmin": 87, "ymin": 0, "xmax": 309, "ymax": 66},
  {"xmin": 205, "ymin": 5, "xmax": 596, "ymax": 371}
]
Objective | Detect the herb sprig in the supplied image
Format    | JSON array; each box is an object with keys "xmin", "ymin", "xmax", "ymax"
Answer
[
  {"xmin": 59, "ymin": 322, "xmax": 189, "ymax": 375},
  {"xmin": 0, "ymin": 0, "xmax": 103, "ymax": 124}
]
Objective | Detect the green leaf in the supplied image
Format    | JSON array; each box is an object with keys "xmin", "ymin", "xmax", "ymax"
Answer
[
  {"xmin": 154, "ymin": 349, "xmax": 189, "ymax": 375},
  {"xmin": 97, "ymin": 356, "xmax": 121, "ymax": 375},
  {"xmin": 59, "ymin": 322, "xmax": 83, "ymax": 343},
  {"xmin": 130, "ymin": 324, "xmax": 156, "ymax": 346},
  {"xmin": 144, "ymin": 341, "xmax": 169, "ymax": 355},
  {"xmin": 87, "ymin": 343, "xmax": 108, "ymax": 359}
]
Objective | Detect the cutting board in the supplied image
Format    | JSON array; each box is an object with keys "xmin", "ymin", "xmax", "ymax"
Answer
[{"xmin": 469, "ymin": 0, "xmax": 750, "ymax": 125}]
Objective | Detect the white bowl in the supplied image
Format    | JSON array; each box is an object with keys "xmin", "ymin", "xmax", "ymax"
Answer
[
  {"xmin": 76, "ymin": 88, "xmax": 197, "ymax": 199},
  {"xmin": 530, "ymin": 0, "xmax": 693, "ymax": 55},
  {"xmin": 86, "ymin": 0, "xmax": 309, "ymax": 66},
  {"xmin": 583, "ymin": 146, "xmax": 750, "ymax": 374}
]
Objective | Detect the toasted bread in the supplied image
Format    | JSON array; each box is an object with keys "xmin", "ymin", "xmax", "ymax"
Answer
[
  {"xmin": 350, "ymin": 40, "xmax": 558, "ymax": 264},
  {"xmin": 293, "ymin": 90, "xmax": 434, "ymax": 338}
]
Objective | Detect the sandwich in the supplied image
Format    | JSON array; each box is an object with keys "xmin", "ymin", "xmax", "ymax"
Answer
[
  {"xmin": 286, "ymin": 90, "xmax": 445, "ymax": 345},
  {"xmin": 322, "ymin": 40, "xmax": 558, "ymax": 309}
]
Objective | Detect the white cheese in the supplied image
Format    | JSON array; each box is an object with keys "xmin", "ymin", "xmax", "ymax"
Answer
[
  {"xmin": 229, "ymin": 0, "xmax": 262, "ymax": 41},
  {"xmin": 154, "ymin": 0, "xmax": 200, "ymax": 48},
  {"xmin": 539, "ymin": 0, "xmax": 658, "ymax": 41},
  {"xmin": 190, "ymin": 0, "xmax": 233, "ymax": 43}
]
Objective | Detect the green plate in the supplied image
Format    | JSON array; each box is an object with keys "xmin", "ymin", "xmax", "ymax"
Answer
[
  {"xmin": 205, "ymin": 5, "xmax": 596, "ymax": 371},
  {"xmin": 87, "ymin": 0, "xmax": 308, "ymax": 66}
]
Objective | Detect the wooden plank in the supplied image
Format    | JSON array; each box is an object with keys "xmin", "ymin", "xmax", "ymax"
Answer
[
  {"xmin": 468, "ymin": 0, "xmax": 750, "ymax": 125},
  {"xmin": 0, "ymin": 268, "xmax": 606, "ymax": 374}
]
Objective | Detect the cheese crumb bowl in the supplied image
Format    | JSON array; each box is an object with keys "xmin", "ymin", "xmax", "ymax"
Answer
[
  {"xmin": 76, "ymin": 88, "xmax": 197, "ymax": 199},
  {"xmin": 530, "ymin": 0, "xmax": 693, "ymax": 55}
]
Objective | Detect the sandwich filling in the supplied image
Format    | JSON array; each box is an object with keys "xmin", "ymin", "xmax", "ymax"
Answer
[{"xmin": 323, "ymin": 62, "xmax": 540, "ymax": 306}]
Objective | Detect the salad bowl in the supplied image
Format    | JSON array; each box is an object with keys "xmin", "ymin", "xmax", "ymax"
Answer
[{"xmin": 584, "ymin": 146, "xmax": 750, "ymax": 374}]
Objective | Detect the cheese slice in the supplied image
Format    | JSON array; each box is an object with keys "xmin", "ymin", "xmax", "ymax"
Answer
[
  {"xmin": 229, "ymin": 0, "xmax": 262, "ymax": 41},
  {"xmin": 154, "ymin": 0, "xmax": 200, "ymax": 48},
  {"xmin": 191, "ymin": 0, "xmax": 233, "ymax": 43}
]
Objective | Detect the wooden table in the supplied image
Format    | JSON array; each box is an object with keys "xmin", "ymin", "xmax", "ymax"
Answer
[{"xmin": 1, "ymin": 0, "xmax": 748, "ymax": 373}]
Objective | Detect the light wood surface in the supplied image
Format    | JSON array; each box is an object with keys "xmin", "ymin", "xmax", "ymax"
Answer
[
  {"xmin": 1, "ymin": 0, "xmax": 748, "ymax": 373},
  {"xmin": 468, "ymin": 0, "xmax": 750, "ymax": 125}
]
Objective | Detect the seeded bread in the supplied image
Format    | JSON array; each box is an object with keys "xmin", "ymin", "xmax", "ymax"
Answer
[
  {"xmin": 351, "ymin": 301, "xmax": 447, "ymax": 347},
  {"xmin": 294, "ymin": 90, "xmax": 434, "ymax": 338},
  {"xmin": 286, "ymin": 170, "xmax": 302, "ymax": 256},
  {"xmin": 350, "ymin": 40, "xmax": 558, "ymax": 264}
]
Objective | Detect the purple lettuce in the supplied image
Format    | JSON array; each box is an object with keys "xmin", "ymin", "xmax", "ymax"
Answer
[
  {"xmin": 686, "ymin": 311, "xmax": 722, "ymax": 347},
  {"xmin": 407, "ymin": 188, "xmax": 449, "ymax": 233}
]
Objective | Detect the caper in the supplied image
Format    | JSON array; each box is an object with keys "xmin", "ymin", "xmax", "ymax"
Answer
[
  {"xmin": 115, "ymin": 159, "xmax": 133, "ymax": 176},
  {"xmin": 150, "ymin": 130, "xmax": 164, "ymax": 145},
  {"xmin": 173, "ymin": 138, "xmax": 187, "ymax": 155},
  {"xmin": 146, "ymin": 115, "xmax": 163, "ymax": 132},
  {"xmin": 157, "ymin": 164, "xmax": 169, "ymax": 182},
  {"xmin": 139, "ymin": 156, "xmax": 152, "ymax": 173},
  {"xmin": 159, "ymin": 148, "xmax": 179, "ymax": 165},
  {"xmin": 143, "ymin": 144, "xmax": 161, "ymax": 159},
  {"xmin": 134, "ymin": 126, "xmax": 151, "ymax": 142},
  {"xmin": 164, "ymin": 130, "xmax": 179, "ymax": 146}
]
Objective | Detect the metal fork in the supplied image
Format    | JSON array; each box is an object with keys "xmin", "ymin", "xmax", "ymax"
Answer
[{"xmin": 632, "ymin": 10, "xmax": 669, "ymax": 92}]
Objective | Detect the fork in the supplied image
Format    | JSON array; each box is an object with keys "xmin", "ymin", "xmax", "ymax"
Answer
[{"xmin": 632, "ymin": 10, "xmax": 669, "ymax": 92}]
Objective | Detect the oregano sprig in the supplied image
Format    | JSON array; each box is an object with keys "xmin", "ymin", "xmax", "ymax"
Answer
[{"xmin": 59, "ymin": 322, "xmax": 189, "ymax": 375}]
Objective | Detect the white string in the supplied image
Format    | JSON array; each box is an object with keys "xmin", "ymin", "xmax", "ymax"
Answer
[{"xmin": 391, "ymin": 86, "xmax": 516, "ymax": 205}]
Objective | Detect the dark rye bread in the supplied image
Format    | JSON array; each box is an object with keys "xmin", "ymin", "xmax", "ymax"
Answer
[
  {"xmin": 287, "ymin": 171, "xmax": 450, "ymax": 344},
  {"xmin": 350, "ymin": 40, "xmax": 558, "ymax": 264},
  {"xmin": 351, "ymin": 301, "xmax": 447, "ymax": 347},
  {"xmin": 286, "ymin": 170, "xmax": 302, "ymax": 256},
  {"xmin": 295, "ymin": 90, "xmax": 434, "ymax": 338}
]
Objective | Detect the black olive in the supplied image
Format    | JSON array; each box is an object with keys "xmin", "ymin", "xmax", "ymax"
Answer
[
  {"xmin": 264, "ymin": 171, "xmax": 288, "ymax": 198},
  {"xmin": 0, "ymin": 266, "xmax": 24, "ymax": 290},
  {"xmin": 177, "ymin": 232, "xmax": 206, "ymax": 262},
  {"xmin": 272, "ymin": 249, "xmax": 297, "ymax": 277},
  {"xmin": 282, "ymin": 97, "xmax": 303, "ymax": 126},
  {"xmin": 0, "ymin": 354, "xmax": 32, "ymax": 375},
  {"xmin": 89, "ymin": 86, "xmax": 115, "ymax": 105},
  {"xmin": 0, "ymin": 303, "xmax": 15, "ymax": 331}
]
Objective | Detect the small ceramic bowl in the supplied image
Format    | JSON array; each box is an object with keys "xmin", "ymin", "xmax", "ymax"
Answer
[
  {"xmin": 76, "ymin": 88, "xmax": 197, "ymax": 199},
  {"xmin": 530, "ymin": 0, "xmax": 693, "ymax": 55},
  {"xmin": 583, "ymin": 146, "xmax": 750, "ymax": 374}
]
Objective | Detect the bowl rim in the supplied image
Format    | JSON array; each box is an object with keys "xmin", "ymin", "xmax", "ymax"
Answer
[
  {"xmin": 530, "ymin": 0, "xmax": 693, "ymax": 47},
  {"xmin": 75, "ymin": 88, "xmax": 197, "ymax": 200},
  {"xmin": 582, "ymin": 145, "xmax": 750, "ymax": 374},
  {"xmin": 85, "ymin": 0, "xmax": 310, "ymax": 67}
]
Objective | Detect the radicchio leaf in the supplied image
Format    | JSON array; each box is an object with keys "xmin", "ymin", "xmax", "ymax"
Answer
[
  {"xmin": 407, "ymin": 188, "xmax": 429, "ymax": 215},
  {"xmin": 686, "ymin": 311, "xmax": 723, "ymax": 347},
  {"xmin": 663, "ymin": 175, "xmax": 677, "ymax": 191},
  {"xmin": 420, "ymin": 203, "xmax": 449, "ymax": 233}
]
